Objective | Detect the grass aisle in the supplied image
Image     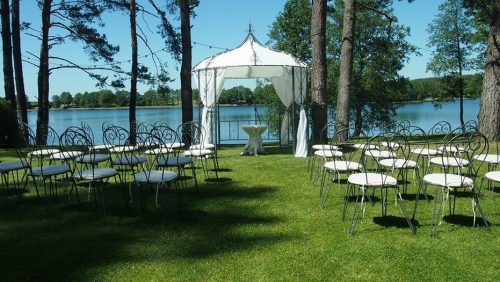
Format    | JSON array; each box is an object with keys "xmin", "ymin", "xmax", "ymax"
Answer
[{"xmin": 1, "ymin": 144, "xmax": 500, "ymax": 281}]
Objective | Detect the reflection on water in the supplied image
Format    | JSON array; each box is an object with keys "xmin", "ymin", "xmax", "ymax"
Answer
[
  {"xmin": 393, "ymin": 99, "xmax": 478, "ymax": 130},
  {"xmin": 27, "ymin": 99, "xmax": 479, "ymax": 144}
]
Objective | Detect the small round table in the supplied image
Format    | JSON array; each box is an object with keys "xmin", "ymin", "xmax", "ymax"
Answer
[{"xmin": 241, "ymin": 125, "xmax": 267, "ymax": 156}]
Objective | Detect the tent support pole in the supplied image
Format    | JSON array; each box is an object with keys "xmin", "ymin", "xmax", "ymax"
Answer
[{"xmin": 292, "ymin": 67, "xmax": 296, "ymax": 155}]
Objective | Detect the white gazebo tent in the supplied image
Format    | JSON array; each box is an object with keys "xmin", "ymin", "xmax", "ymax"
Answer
[{"xmin": 192, "ymin": 28, "xmax": 309, "ymax": 157}]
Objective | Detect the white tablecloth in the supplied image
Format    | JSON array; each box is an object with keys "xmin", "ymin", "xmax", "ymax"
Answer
[{"xmin": 241, "ymin": 125, "xmax": 267, "ymax": 156}]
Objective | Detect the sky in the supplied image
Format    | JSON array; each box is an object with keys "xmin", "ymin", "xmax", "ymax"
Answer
[{"xmin": 4, "ymin": 0, "xmax": 446, "ymax": 101}]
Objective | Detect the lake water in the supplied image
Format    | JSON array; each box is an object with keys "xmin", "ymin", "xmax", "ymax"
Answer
[{"xmin": 27, "ymin": 99, "xmax": 480, "ymax": 144}]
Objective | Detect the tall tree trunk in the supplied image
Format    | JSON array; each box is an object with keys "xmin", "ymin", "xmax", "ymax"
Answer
[
  {"xmin": 478, "ymin": 0, "xmax": 500, "ymax": 140},
  {"xmin": 179, "ymin": 0, "xmax": 193, "ymax": 145},
  {"xmin": 1, "ymin": 0, "xmax": 16, "ymax": 111},
  {"xmin": 129, "ymin": 0, "xmax": 137, "ymax": 139},
  {"xmin": 12, "ymin": 0, "xmax": 28, "ymax": 125},
  {"xmin": 311, "ymin": 0, "xmax": 327, "ymax": 144},
  {"xmin": 455, "ymin": 14, "xmax": 465, "ymax": 128},
  {"xmin": 37, "ymin": 0, "xmax": 51, "ymax": 144},
  {"xmin": 335, "ymin": 0, "xmax": 356, "ymax": 140}
]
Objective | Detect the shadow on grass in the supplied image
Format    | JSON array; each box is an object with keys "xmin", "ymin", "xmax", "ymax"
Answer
[
  {"xmin": 442, "ymin": 214, "xmax": 491, "ymax": 227},
  {"xmin": 0, "ymin": 171, "xmax": 295, "ymax": 280},
  {"xmin": 372, "ymin": 215, "xmax": 417, "ymax": 229}
]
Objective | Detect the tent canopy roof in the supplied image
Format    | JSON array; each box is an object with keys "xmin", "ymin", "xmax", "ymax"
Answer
[{"xmin": 193, "ymin": 29, "xmax": 307, "ymax": 78}]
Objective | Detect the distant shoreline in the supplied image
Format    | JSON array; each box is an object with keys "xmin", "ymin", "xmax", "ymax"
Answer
[{"xmin": 28, "ymin": 104, "xmax": 262, "ymax": 111}]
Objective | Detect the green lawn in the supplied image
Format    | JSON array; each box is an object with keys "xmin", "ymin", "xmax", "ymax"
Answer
[{"xmin": 1, "ymin": 144, "xmax": 499, "ymax": 281}]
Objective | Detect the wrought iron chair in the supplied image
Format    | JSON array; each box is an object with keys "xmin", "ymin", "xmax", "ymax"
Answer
[
  {"xmin": 26, "ymin": 124, "xmax": 77, "ymax": 217},
  {"xmin": 345, "ymin": 132, "xmax": 415, "ymax": 236},
  {"xmin": 319, "ymin": 126, "xmax": 363, "ymax": 209},
  {"xmin": 413, "ymin": 131, "xmax": 490, "ymax": 236},
  {"xmin": 60, "ymin": 127, "xmax": 126, "ymax": 222},
  {"xmin": 1, "ymin": 124, "xmax": 31, "ymax": 210},
  {"xmin": 129, "ymin": 131, "xmax": 181, "ymax": 213},
  {"xmin": 154, "ymin": 124, "xmax": 198, "ymax": 192},
  {"xmin": 181, "ymin": 121, "xmax": 219, "ymax": 180}
]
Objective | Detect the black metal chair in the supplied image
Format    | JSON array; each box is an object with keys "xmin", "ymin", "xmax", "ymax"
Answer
[
  {"xmin": 180, "ymin": 121, "xmax": 219, "ymax": 180},
  {"xmin": 60, "ymin": 127, "xmax": 126, "ymax": 222},
  {"xmin": 154, "ymin": 124, "xmax": 198, "ymax": 192},
  {"xmin": 129, "ymin": 131, "xmax": 181, "ymax": 214},
  {"xmin": 25, "ymin": 124, "xmax": 77, "ymax": 217},
  {"xmin": 1, "ymin": 124, "xmax": 31, "ymax": 211}
]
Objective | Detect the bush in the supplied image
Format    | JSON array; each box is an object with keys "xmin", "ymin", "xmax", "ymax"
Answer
[{"xmin": 0, "ymin": 98, "xmax": 22, "ymax": 148}]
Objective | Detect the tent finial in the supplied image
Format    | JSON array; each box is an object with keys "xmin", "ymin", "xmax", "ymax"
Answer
[{"xmin": 247, "ymin": 23, "xmax": 254, "ymax": 35}]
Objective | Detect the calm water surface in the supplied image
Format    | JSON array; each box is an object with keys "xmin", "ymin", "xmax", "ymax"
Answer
[{"xmin": 27, "ymin": 99, "xmax": 480, "ymax": 144}]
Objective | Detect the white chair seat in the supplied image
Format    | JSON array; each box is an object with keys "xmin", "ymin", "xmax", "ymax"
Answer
[
  {"xmin": 314, "ymin": 149, "xmax": 343, "ymax": 158},
  {"xmin": 379, "ymin": 158, "xmax": 417, "ymax": 169},
  {"xmin": 430, "ymin": 156, "xmax": 469, "ymax": 167},
  {"xmin": 145, "ymin": 147, "xmax": 173, "ymax": 155},
  {"xmin": 108, "ymin": 145, "xmax": 137, "ymax": 153},
  {"xmin": 473, "ymin": 154, "xmax": 500, "ymax": 164},
  {"xmin": 411, "ymin": 148, "xmax": 440, "ymax": 156},
  {"xmin": 165, "ymin": 142, "xmax": 185, "ymax": 148},
  {"xmin": 90, "ymin": 144, "xmax": 114, "ymax": 151},
  {"xmin": 438, "ymin": 145, "xmax": 466, "ymax": 153},
  {"xmin": 484, "ymin": 171, "xmax": 500, "ymax": 182},
  {"xmin": 75, "ymin": 168, "xmax": 118, "ymax": 180},
  {"xmin": 158, "ymin": 156, "xmax": 192, "ymax": 167},
  {"xmin": 312, "ymin": 144, "xmax": 338, "ymax": 150},
  {"xmin": 365, "ymin": 150, "xmax": 395, "ymax": 159},
  {"xmin": 422, "ymin": 173, "xmax": 473, "ymax": 188},
  {"xmin": 379, "ymin": 141, "xmax": 400, "ymax": 149},
  {"xmin": 29, "ymin": 148, "xmax": 60, "ymax": 157},
  {"xmin": 324, "ymin": 161, "xmax": 362, "ymax": 172},
  {"xmin": 353, "ymin": 143, "xmax": 378, "ymax": 150},
  {"xmin": 184, "ymin": 149, "xmax": 212, "ymax": 157},
  {"xmin": 189, "ymin": 144, "xmax": 214, "ymax": 150},
  {"xmin": 50, "ymin": 151, "xmax": 83, "ymax": 160},
  {"xmin": 113, "ymin": 155, "xmax": 147, "ymax": 166},
  {"xmin": 0, "ymin": 160, "xmax": 29, "ymax": 173},
  {"xmin": 348, "ymin": 172, "xmax": 398, "ymax": 187},
  {"xmin": 132, "ymin": 170, "xmax": 177, "ymax": 183},
  {"xmin": 77, "ymin": 154, "xmax": 110, "ymax": 165},
  {"xmin": 30, "ymin": 164, "xmax": 71, "ymax": 177}
]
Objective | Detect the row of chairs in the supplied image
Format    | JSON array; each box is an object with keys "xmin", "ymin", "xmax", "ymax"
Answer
[
  {"xmin": 0, "ymin": 120, "xmax": 219, "ymax": 221},
  {"xmin": 314, "ymin": 120, "xmax": 497, "ymax": 236}
]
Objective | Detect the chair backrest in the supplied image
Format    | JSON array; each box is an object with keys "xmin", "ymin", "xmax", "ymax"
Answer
[
  {"xmin": 446, "ymin": 120, "xmax": 478, "ymax": 139},
  {"xmin": 38, "ymin": 124, "xmax": 60, "ymax": 147},
  {"xmin": 152, "ymin": 124, "xmax": 182, "ymax": 156},
  {"xmin": 80, "ymin": 121, "xmax": 96, "ymax": 144},
  {"xmin": 331, "ymin": 126, "xmax": 365, "ymax": 164},
  {"xmin": 398, "ymin": 125, "xmax": 427, "ymax": 174},
  {"xmin": 357, "ymin": 132, "xmax": 410, "ymax": 185},
  {"xmin": 102, "ymin": 125, "xmax": 135, "ymax": 160},
  {"xmin": 136, "ymin": 121, "xmax": 154, "ymax": 134},
  {"xmin": 12, "ymin": 123, "xmax": 35, "ymax": 167},
  {"xmin": 59, "ymin": 126, "xmax": 93, "ymax": 176},
  {"xmin": 427, "ymin": 121, "xmax": 452, "ymax": 153},
  {"xmin": 428, "ymin": 121, "xmax": 451, "ymax": 136},
  {"xmin": 319, "ymin": 122, "xmax": 335, "ymax": 146},
  {"xmin": 103, "ymin": 125, "xmax": 129, "ymax": 146},
  {"xmin": 394, "ymin": 120, "xmax": 411, "ymax": 133},
  {"xmin": 133, "ymin": 130, "xmax": 173, "ymax": 174},
  {"xmin": 441, "ymin": 131, "xmax": 489, "ymax": 181},
  {"xmin": 177, "ymin": 121, "xmax": 205, "ymax": 150}
]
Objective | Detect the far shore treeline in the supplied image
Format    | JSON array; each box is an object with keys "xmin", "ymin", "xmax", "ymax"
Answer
[{"xmin": 41, "ymin": 75, "xmax": 483, "ymax": 109}]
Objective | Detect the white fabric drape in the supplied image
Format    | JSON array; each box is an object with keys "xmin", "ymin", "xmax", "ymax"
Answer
[
  {"xmin": 293, "ymin": 67, "xmax": 308, "ymax": 157},
  {"xmin": 280, "ymin": 111, "xmax": 290, "ymax": 146},
  {"xmin": 295, "ymin": 106, "xmax": 308, "ymax": 157},
  {"xmin": 272, "ymin": 74, "xmax": 293, "ymax": 147},
  {"xmin": 195, "ymin": 68, "xmax": 226, "ymax": 145},
  {"xmin": 271, "ymin": 67, "xmax": 308, "ymax": 157}
]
